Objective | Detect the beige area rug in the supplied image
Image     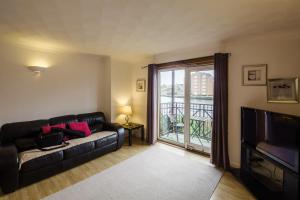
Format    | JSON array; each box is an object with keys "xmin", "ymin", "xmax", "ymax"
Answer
[{"xmin": 44, "ymin": 146, "xmax": 222, "ymax": 200}]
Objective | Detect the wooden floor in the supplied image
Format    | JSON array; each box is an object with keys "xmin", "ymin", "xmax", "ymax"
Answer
[{"xmin": 0, "ymin": 138, "xmax": 256, "ymax": 200}]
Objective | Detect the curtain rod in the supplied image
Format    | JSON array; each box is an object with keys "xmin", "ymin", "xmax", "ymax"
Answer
[{"xmin": 141, "ymin": 53, "xmax": 231, "ymax": 69}]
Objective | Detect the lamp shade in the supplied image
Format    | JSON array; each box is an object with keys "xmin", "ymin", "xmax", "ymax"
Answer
[{"xmin": 119, "ymin": 105, "xmax": 132, "ymax": 115}]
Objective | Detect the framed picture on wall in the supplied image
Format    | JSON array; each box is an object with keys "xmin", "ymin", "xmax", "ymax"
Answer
[
  {"xmin": 242, "ymin": 64, "xmax": 267, "ymax": 86},
  {"xmin": 267, "ymin": 77, "xmax": 298, "ymax": 103},
  {"xmin": 136, "ymin": 79, "xmax": 146, "ymax": 92}
]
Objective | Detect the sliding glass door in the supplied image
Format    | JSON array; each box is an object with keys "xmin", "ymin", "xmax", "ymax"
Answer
[
  {"xmin": 186, "ymin": 66, "xmax": 214, "ymax": 153},
  {"xmin": 158, "ymin": 69, "xmax": 185, "ymax": 146},
  {"xmin": 158, "ymin": 66, "xmax": 214, "ymax": 153}
]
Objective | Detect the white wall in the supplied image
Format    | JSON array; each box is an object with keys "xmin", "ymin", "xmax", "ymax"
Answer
[
  {"xmin": 103, "ymin": 56, "xmax": 112, "ymax": 121},
  {"xmin": 110, "ymin": 58, "xmax": 134, "ymax": 123},
  {"xmin": 0, "ymin": 43, "xmax": 105, "ymax": 126},
  {"xmin": 154, "ymin": 42, "xmax": 221, "ymax": 63},
  {"xmin": 150, "ymin": 30, "xmax": 300, "ymax": 167}
]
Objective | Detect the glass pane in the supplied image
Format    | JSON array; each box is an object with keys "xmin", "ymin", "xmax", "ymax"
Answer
[
  {"xmin": 189, "ymin": 69, "xmax": 214, "ymax": 153},
  {"xmin": 173, "ymin": 70, "xmax": 185, "ymax": 143},
  {"xmin": 159, "ymin": 70, "xmax": 185, "ymax": 144},
  {"xmin": 160, "ymin": 71, "xmax": 172, "ymax": 104},
  {"xmin": 159, "ymin": 71, "xmax": 172, "ymax": 140}
]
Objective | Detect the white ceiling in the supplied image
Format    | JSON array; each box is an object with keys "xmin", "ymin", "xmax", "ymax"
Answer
[{"xmin": 0, "ymin": 0, "xmax": 300, "ymax": 60}]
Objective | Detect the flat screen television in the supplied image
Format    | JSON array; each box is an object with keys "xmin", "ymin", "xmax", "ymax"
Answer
[{"xmin": 241, "ymin": 107, "xmax": 300, "ymax": 173}]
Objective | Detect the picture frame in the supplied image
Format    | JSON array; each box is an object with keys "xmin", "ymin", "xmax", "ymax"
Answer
[
  {"xmin": 136, "ymin": 79, "xmax": 146, "ymax": 92},
  {"xmin": 267, "ymin": 77, "xmax": 298, "ymax": 103},
  {"xmin": 242, "ymin": 64, "xmax": 267, "ymax": 86}
]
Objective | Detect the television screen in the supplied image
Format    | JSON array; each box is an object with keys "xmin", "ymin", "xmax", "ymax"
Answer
[
  {"xmin": 241, "ymin": 107, "xmax": 300, "ymax": 173},
  {"xmin": 265, "ymin": 112, "xmax": 299, "ymax": 148}
]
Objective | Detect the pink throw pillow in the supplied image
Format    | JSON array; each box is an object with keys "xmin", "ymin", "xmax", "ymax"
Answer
[
  {"xmin": 68, "ymin": 122, "xmax": 91, "ymax": 137},
  {"xmin": 42, "ymin": 123, "xmax": 66, "ymax": 134}
]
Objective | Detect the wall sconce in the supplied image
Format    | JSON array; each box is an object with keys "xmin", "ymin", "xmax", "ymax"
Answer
[{"xmin": 27, "ymin": 66, "xmax": 47, "ymax": 74}]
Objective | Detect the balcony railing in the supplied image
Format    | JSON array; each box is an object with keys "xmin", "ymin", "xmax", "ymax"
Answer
[{"xmin": 159, "ymin": 102, "xmax": 213, "ymax": 147}]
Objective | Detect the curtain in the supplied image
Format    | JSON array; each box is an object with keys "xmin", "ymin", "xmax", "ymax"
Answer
[
  {"xmin": 211, "ymin": 53, "xmax": 230, "ymax": 170},
  {"xmin": 147, "ymin": 64, "xmax": 158, "ymax": 144}
]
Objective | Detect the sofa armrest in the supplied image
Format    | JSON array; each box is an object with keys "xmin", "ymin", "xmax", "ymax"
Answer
[
  {"xmin": 0, "ymin": 144, "xmax": 19, "ymax": 193},
  {"xmin": 0, "ymin": 144, "xmax": 18, "ymax": 169},
  {"xmin": 103, "ymin": 123, "xmax": 125, "ymax": 149}
]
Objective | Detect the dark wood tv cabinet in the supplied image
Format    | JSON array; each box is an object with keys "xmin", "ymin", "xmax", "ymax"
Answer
[{"xmin": 240, "ymin": 143, "xmax": 299, "ymax": 200}]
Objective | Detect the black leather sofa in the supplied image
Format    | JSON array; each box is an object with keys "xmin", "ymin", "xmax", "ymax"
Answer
[{"xmin": 0, "ymin": 112, "xmax": 124, "ymax": 194}]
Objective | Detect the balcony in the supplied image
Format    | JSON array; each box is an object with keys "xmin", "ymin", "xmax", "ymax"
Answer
[{"xmin": 159, "ymin": 102, "xmax": 213, "ymax": 152}]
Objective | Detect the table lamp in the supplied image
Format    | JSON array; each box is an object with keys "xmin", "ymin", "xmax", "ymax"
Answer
[{"xmin": 120, "ymin": 105, "xmax": 132, "ymax": 125}]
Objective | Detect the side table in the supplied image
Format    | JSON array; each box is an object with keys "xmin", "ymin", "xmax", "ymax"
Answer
[{"xmin": 121, "ymin": 123, "xmax": 144, "ymax": 146}]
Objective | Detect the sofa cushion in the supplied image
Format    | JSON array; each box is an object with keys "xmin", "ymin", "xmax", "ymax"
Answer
[
  {"xmin": 95, "ymin": 133, "xmax": 117, "ymax": 148},
  {"xmin": 77, "ymin": 112, "xmax": 106, "ymax": 127},
  {"xmin": 69, "ymin": 122, "xmax": 91, "ymax": 137},
  {"xmin": 19, "ymin": 131, "xmax": 117, "ymax": 169},
  {"xmin": 15, "ymin": 138, "xmax": 37, "ymax": 152},
  {"xmin": 54, "ymin": 128, "xmax": 85, "ymax": 140},
  {"xmin": 63, "ymin": 142, "xmax": 95, "ymax": 159},
  {"xmin": 49, "ymin": 115, "xmax": 77, "ymax": 126},
  {"xmin": 21, "ymin": 151, "xmax": 63, "ymax": 172},
  {"xmin": 42, "ymin": 123, "xmax": 66, "ymax": 134},
  {"xmin": 90, "ymin": 123, "xmax": 104, "ymax": 134},
  {"xmin": 0, "ymin": 120, "xmax": 49, "ymax": 144}
]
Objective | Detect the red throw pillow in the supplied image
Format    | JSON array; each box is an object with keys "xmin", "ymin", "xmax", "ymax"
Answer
[
  {"xmin": 68, "ymin": 122, "xmax": 91, "ymax": 137},
  {"xmin": 42, "ymin": 123, "xmax": 66, "ymax": 134}
]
